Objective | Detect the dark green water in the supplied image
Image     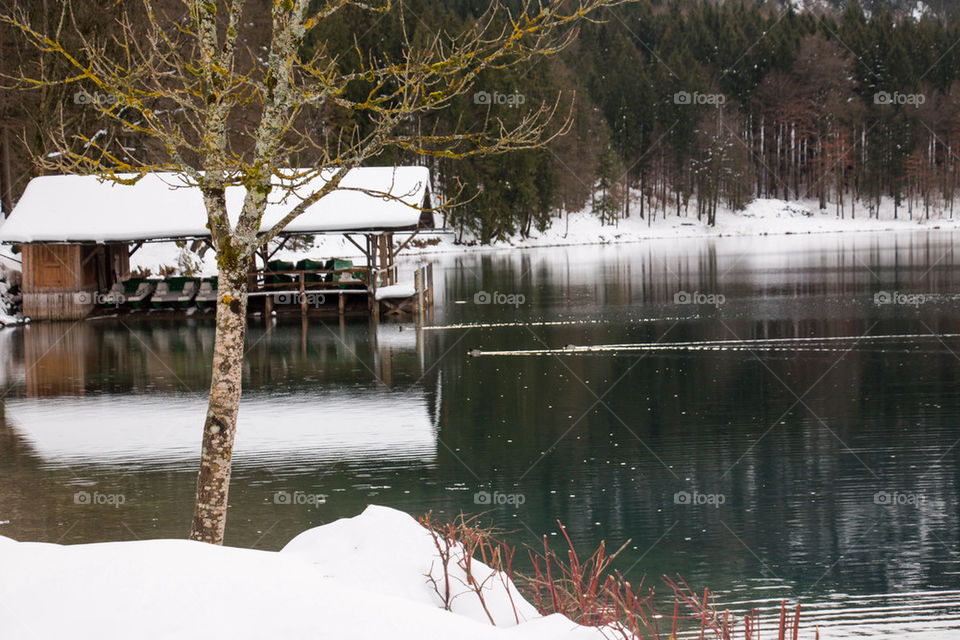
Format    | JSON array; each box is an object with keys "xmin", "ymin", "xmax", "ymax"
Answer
[{"xmin": 2, "ymin": 231, "xmax": 960, "ymax": 636}]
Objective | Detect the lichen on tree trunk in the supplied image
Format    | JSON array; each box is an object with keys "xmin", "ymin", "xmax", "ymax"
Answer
[{"xmin": 188, "ymin": 261, "xmax": 250, "ymax": 544}]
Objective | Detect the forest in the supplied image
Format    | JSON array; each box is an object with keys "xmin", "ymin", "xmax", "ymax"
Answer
[{"xmin": 2, "ymin": 0, "xmax": 960, "ymax": 242}]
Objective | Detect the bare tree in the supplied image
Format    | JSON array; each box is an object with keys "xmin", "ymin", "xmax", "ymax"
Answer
[{"xmin": 1, "ymin": 0, "xmax": 627, "ymax": 544}]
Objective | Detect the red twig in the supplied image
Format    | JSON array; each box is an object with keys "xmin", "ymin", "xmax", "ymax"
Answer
[{"xmin": 420, "ymin": 514, "xmax": 812, "ymax": 640}]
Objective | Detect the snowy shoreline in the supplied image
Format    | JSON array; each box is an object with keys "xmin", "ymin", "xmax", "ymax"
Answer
[
  {"xmin": 0, "ymin": 506, "xmax": 611, "ymax": 640},
  {"xmin": 129, "ymin": 197, "xmax": 960, "ymax": 277},
  {"xmin": 3, "ymin": 505, "xmax": 955, "ymax": 638},
  {"xmin": 410, "ymin": 197, "xmax": 960, "ymax": 254}
]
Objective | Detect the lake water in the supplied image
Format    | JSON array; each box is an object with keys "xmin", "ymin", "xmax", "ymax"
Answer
[{"xmin": 2, "ymin": 231, "xmax": 960, "ymax": 637}]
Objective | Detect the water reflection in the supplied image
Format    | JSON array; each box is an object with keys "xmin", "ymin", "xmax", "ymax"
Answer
[
  {"xmin": 0, "ymin": 317, "xmax": 442, "ymax": 546},
  {"xmin": 2, "ymin": 381, "xmax": 440, "ymax": 555},
  {"xmin": 7, "ymin": 390, "xmax": 438, "ymax": 468},
  {"xmin": 2, "ymin": 230, "xmax": 960, "ymax": 637}
]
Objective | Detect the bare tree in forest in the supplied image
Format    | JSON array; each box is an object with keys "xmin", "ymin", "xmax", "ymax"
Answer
[
  {"xmin": 0, "ymin": 1, "xmax": 113, "ymax": 215},
  {"xmin": 1, "ymin": 0, "xmax": 626, "ymax": 544}
]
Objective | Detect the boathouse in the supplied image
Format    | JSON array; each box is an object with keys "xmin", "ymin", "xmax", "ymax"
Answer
[{"xmin": 0, "ymin": 167, "xmax": 436, "ymax": 320}]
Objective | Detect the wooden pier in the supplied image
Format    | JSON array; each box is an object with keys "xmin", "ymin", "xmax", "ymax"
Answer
[{"xmin": 249, "ymin": 258, "xmax": 434, "ymax": 321}]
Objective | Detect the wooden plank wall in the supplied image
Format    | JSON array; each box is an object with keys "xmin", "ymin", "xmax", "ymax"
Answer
[
  {"xmin": 23, "ymin": 245, "xmax": 78, "ymax": 291},
  {"xmin": 21, "ymin": 243, "xmax": 130, "ymax": 320}
]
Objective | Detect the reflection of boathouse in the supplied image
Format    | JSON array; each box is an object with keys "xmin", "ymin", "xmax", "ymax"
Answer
[
  {"xmin": 8, "ymin": 319, "xmax": 440, "ymax": 467},
  {"xmin": 0, "ymin": 318, "xmax": 442, "ymax": 546},
  {"xmin": 0, "ymin": 168, "xmax": 436, "ymax": 321},
  {"xmin": 19, "ymin": 318, "xmax": 431, "ymax": 396}
]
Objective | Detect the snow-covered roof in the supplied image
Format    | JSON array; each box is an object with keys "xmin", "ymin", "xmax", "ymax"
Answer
[{"xmin": 0, "ymin": 166, "xmax": 432, "ymax": 243}]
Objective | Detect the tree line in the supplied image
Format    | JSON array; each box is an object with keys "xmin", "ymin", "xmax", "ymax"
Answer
[
  {"xmin": 3, "ymin": 1, "xmax": 960, "ymax": 242},
  {"xmin": 396, "ymin": 0, "xmax": 960, "ymax": 240}
]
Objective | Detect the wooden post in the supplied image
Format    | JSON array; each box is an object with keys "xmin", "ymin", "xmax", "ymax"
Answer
[
  {"xmin": 261, "ymin": 246, "xmax": 273, "ymax": 318},
  {"xmin": 299, "ymin": 272, "xmax": 307, "ymax": 316},
  {"xmin": 378, "ymin": 234, "xmax": 392, "ymax": 285},
  {"xmin": 338, "ymin": 291, "xmax": 345, "ymax": 316},
  {"xmin": 301, "ymin": 315, "xmax": 308, "ymax": 358},
  {"xmin": 365, "ymin": 234, "xmax": 374, "ymax": 314},
  {"xmin": 426, "ymin": 263, "xmax": 434, "ymax": 308},
  {"xmin": 264, "ymin": 290, "xmax": 274, "ymax": 317},
  {"xmin": 377, "ymin": 234, "xmax": 384, "ymax": 285},
  {"xmin": 386, "ymin": 232, "xmax": 396, "ymax": 284},
  {"xmin": 415, "ymin": 267, "xmax": 422, "ymax": 327},
  {"xmin": 95, "ymin": 246, "xmax": 107, "ymax": 292},
  {"xmin": 364, "ymin": 233, "xmax": 380, "ymax": 322}
]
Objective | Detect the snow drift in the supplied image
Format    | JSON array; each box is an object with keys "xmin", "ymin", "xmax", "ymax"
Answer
[
  {"xmin": 0, "ymin": 505, "xmax": 608, "ymax": 640},
  {"xmin": 0, "ymin": 247, "xmax": 23, "ymax": 325}
]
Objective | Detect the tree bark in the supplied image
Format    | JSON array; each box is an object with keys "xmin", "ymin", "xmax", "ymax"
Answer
[
  {"xmin": 0, "ymin": 127, "xmax": 12, "ymax": 217},
  {"xmin": 188, "ymin": 257, "xmax": 251, "ymax": 544}
]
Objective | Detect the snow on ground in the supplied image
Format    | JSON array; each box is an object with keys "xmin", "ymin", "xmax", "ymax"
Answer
[
  {"xmin": 129, "ymin": 197, "xmax": 960, "ymax": 279},
  {"xmin": 0, "ymin": 245, "xmax": 24, "ymax": 325},
  {"xmin": 0, "ymin": 505, "xmax": 609, "ymax": 640},
  {"xmin": 130, "ymin": 240, "xmax": 218, "ymax": 277},
  {"xmin": 912, "ymin": 1, "xmax": 933, "ymax": 21},
  {"xmin": 434, "ymin": 197, "xmax": 960, "ymax": 254}
]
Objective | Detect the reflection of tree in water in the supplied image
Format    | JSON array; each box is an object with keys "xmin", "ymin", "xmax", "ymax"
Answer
[{"xmin": 2, "ymin": 316, "xmax": 442, "ymax": 548}]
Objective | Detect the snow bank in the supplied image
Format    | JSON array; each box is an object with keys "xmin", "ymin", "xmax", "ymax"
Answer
[
  {"xmin": 0, "ymin": 246, "xmax": 24, "ymax": 325},
  {"xmin": 0, "ymin": 506, "xmax": 607, "ymax": 640},
  {"xmin": 128, "ymin": 197, "xmax": 960, "ymax": 277},
  {"xmin": 434, "ymin": 197, "xmax": 960, "ymax": 254},
  {"xmin": 283, "ymin": 505, "xmax": 541, "ymax": 627}
]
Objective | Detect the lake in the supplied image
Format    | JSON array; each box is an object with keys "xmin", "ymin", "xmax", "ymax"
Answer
[{"xmin": 2, "ymin": 230, "xmax": 959, "ymax": 637}]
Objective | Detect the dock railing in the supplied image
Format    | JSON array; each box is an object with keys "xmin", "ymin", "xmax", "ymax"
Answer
[
  {"xmin": 247, "ymin": 261, "xmax": 427, "ymax": 319},
  {"xmin": 251, "ymin": 265, "xmax": 375, "ymax": 316}
]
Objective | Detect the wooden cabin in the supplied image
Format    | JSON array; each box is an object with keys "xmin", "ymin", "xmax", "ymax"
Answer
[
  {"xmin": 0, "ymin": 167, "xmax": 435, "ymax": 321},
  {"xmin": 21, "ymin": 243, "xmax": 130, "ymax": 319}
]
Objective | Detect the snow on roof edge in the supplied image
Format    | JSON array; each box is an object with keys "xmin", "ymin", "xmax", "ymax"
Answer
[{"xmin": 0, "ymin": 166, "xmax": 432, "ymax": 244}]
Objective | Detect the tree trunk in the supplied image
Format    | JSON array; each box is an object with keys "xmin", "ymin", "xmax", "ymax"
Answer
[
  {"xmin": 0, "ymin": 127, "xmax": 12, "ymax": 217},
  {"xmin": 638, "ymin": 170, "xmax": 645, "ymax": 220},
  {"xmin": 188, "ymin": 259, "xmax": 251, "ymax": 544}
]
